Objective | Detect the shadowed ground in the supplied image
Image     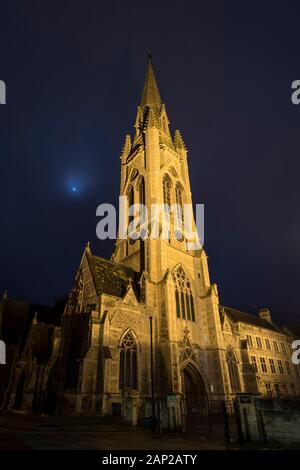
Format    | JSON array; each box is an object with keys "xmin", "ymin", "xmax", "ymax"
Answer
[{"xmin": 0, "ymin": 412, "xmax": 239, "ymax": 450}]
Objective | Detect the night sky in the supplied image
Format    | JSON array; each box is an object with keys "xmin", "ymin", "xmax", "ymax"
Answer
[{"xmin": 0, "ymin": 1, "xmax": 299, "ymax": 325}]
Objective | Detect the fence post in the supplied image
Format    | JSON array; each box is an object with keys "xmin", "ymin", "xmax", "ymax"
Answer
[
  {"xmin": 257, "ymin": 408, "xmax": 268, "ymax": 444},
  {"xmin": 207, "ymin": 400, "xmax": 212, "ymax": 436},
  {"xmin": 234, "ymin": 399, "xmax": 245, "ymax": 444},
  {"xmin": 222, "ymin": 401, "xmax": 231, "ymax": 444},
  {"xmin": 242, "ymin": 407, "xmax": 251, "ymax": 441}
]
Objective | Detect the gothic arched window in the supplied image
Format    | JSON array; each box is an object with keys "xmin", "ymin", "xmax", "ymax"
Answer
[
  {"xmin": 127, "ymin": 185, "xmax": 134, "ymax": 225},
  {"xmin": 119, "ymin": 332, "xmax": 138, "ymax": 390},
  {"xmin": 175, "ymin": 183, "xmax": 184, "ymax": 241},
  {"xmin": 139, "ymin": 177, "xmax": 145, "ymax": 206},
  {"xmin": 175, "ymin": 183, "xmax": 184, "ymax": 220},
  {"xmin": 226, "ymin": 348, "xmax": 241, "ymax": 392},
  {"xmin": 140, "ymin": 274, "xmax": 146, "ymax": 303},
  {"xmin": 172, "ymin": 266, "xmax": 195, "ymax": 321},
  {"xmin": 128, "ymin": 185, "xmax": 134, "ymax": 208},
  {"xmin": 163, "ymin": 174, "xmax": 172, "ymax": 207}
]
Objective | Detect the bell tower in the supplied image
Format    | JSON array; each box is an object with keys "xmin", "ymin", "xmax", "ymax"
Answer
[
  {"xmin": 114, "ymin": 53, "xmax": 197, "ymax": 277},
  {"xmin": 113, "ymin": 54, "xmax": 228, "ymax": 399}
]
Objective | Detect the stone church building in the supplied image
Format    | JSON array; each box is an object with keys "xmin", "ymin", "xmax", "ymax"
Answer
[{"xmin": 1, "ymin": 56, "xmax": 299, "ymax": 423}]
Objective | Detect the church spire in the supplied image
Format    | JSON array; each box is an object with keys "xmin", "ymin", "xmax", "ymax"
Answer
[{"xmin": 140, "ymin": 52, "xmax": 162, "ymax": 109}]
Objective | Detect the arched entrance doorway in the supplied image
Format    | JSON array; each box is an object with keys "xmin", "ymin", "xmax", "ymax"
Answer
[{"xmin": 181, "ymin": 364, "xmax": 206, "ymax": 412}]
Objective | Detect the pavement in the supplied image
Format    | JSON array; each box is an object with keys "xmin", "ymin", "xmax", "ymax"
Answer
[{"xmin": 0, "ymin": 412, "xmax": 239, "ymax": 450}]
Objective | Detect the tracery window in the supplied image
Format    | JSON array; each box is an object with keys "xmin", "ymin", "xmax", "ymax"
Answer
[
  {"xmin": 138, "ymin": 177, "xmax": 146, "ymax": 224},
  {"xmin": 127, "ymin": 185, "xmax": 134, "ymax": 224},
  {"xmin": 119, "ymin": 332, "xmax": 138, "ymax": 390},
  {"xmin": 172, "ymin": 266, "xmax": 195, "ymax": 321},
  {"xmin": 139, "ymin": 177, "xmax": 145, "ymax": 206},
  {"xmin": 140, "ymin": 275, "xmax": 146, "ymax": 303},
  {"xmin": 226, "ymin": 348, "xmax": 241, "ymax": 392},
  {"xmin": 174, "ymin": 183, "xmax": 184, "ymax": 241},
  {"xmin": 163, "ymin": 174, "xmax": 172, "ymax": 207},
  {"xmin": 175, "ymin": 183, "xmax": 184, "ymax": 221}
]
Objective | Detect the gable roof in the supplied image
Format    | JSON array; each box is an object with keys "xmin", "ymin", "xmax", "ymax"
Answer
[
  {"xmin": 220, "ymin": 305, "xmax": 281, "ymax": 333},
  {"xmin": 87, "ymin": 253, "xmax": 141, "ymax": 300}
]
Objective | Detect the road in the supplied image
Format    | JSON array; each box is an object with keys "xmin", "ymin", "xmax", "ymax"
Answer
[{"xmin": 0, "ymin": 412, "xmax": 235, "ymax": 450}]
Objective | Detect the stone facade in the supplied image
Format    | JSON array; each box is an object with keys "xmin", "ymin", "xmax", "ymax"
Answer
[
  {"xmin": 1, "ymin": 56, "xmax": 299, "ymax": 423},
  {"xmin": 220, "ymin": 307, "xmax": 300, "ymax": 398}
]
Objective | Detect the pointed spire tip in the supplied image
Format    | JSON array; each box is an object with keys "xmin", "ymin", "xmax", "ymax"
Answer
[{"xmin": 140, "ymin": 51, "xmax": 161, "ymax": 108}]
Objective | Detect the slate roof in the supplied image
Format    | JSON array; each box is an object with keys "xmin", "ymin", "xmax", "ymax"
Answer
[
  {"xmin": 285, "ymin": 326, "xmax": 300, "ymax": 338},
  {"xmin": 87, "ymin": 254, "xmax": 141, "ymax": 300},
  {"xmin": 220, "ymin": 305, "xmax": 281, "ymax": 333}
]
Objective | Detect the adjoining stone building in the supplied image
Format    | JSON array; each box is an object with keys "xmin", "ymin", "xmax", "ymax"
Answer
[
  {"xmin": 220, "ymin": 306, "xmax": 300, "ymax": 399},
  {"xmin": 1, "ymin": 56, "xmax": 299, "ymax": 421},
  {"xmin": 0, "ymin": 294, "xmax": 64, "ymax": 413}
]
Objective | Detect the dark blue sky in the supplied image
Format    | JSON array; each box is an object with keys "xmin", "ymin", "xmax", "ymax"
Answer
[{"xmin": 0, "ymin": 1, "xmax": 299, "ymax": 325}]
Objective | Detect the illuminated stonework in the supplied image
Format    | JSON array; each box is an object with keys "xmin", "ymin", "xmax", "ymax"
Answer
[{"xmin": 1, "ymin": 56, "xmax": 299, "ymax": 421}]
